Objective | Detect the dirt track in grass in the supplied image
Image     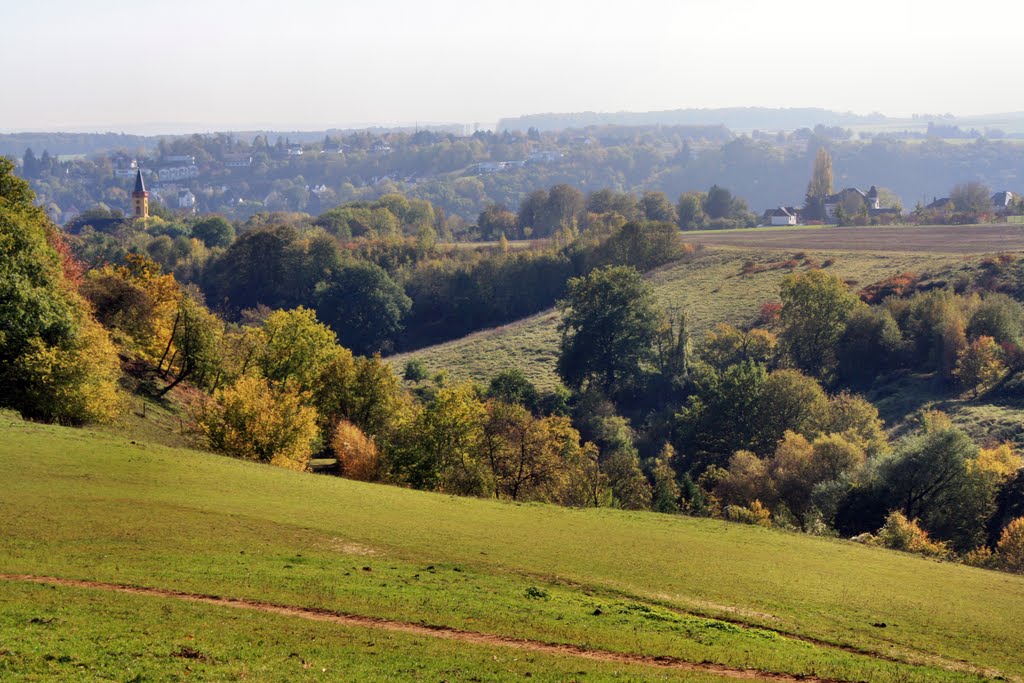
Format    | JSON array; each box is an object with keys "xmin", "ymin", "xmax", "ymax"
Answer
[{"xmin": 0, "ymin": 572, "xmax": 851, "ymax": 682}]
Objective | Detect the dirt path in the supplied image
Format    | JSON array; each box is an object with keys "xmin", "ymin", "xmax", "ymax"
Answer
[{"xmin": 0, "ymin": 572, "xmax": 843, "ymax": 682}]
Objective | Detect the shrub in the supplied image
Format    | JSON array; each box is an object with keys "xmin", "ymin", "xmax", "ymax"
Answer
[
  {"xmin": 872, "ymin": 511, "xmax": 950, "ymax": 559},
  {"xmin": 331, "ymin": 419, "xmax": 380, "ymax": 481},
  {"xmin": 996, "ymin": 517, "xmax": 1024, "ymax": 573},
  {"xmin": 962, "ymin": 546, "xmax": 996, "ymax": 569},
  {"xmin": 724, "ymin": 500, "xmax": 772, "ymax": 527},
  {"xmin": 192, "ymin": 375, "xmax": 319, "ymax": 471}
]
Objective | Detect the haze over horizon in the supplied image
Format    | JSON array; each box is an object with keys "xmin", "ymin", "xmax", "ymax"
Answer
[{"xmin": 4, "ymin": 0, "xmax": 1023, "ymax": 134}]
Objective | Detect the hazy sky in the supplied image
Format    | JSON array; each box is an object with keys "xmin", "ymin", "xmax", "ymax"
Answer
[{"xmin": 3, "ymin": 0, "xmax": 1022, "ymax": 133}]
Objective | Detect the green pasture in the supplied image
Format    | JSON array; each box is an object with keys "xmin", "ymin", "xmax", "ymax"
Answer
[{"xmin": 1, "ymin": 417, "xmax": 1021, "ymax": 682}]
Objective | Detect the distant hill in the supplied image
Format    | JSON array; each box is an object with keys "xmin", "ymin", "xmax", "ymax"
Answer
[{"xmin": 498, "ymin": 107, "xmax": 891, "ymax": 133}]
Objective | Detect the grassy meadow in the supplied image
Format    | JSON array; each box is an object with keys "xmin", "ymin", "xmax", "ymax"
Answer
[
  {"xmin": 2, "ymin": 416, "xmax": 1023, "ymax": 682},
  {"xmin": 391, "ymin": 246, "xmax": 974, "ymax": 391}
]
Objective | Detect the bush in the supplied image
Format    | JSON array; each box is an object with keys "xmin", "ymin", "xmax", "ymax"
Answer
[
  {"xmin": 723, "ymin": 500, "xmax": 772, "ymax": 527},
  {"xmin": 331, "ymin": 419, "xmax": 379, "ymax": 481},
  {"xmin": 192, "ymin": 375, "xmax": 319, "ymax": 471},
  {"xmin": 996, "ymin": 517, "xmax": 1024, "ymax": 573},
  {"xmin": 871, "ymin": 511, "xmax": 950, "ymax": 559}
]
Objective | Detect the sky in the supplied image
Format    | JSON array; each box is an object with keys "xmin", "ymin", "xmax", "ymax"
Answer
[{"xmin": 3, "ymin": 0, "xmax": 1023, "ymax": 133}]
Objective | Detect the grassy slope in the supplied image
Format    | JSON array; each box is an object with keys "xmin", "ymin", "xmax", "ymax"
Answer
[
  {"xmin": 2, "ymin": 418, "xmax": 1023, "ymax": 682},
  {"xmin": 391, "ymin": 246, "xmax": 1024, "ymax": 445},
  {"xmin": 391, "ymin": 247, "xmax": 972, "ymax": 391},
  {"xmin": 1, "ymin": 583, "xmax": 733, "ymax": 683}
]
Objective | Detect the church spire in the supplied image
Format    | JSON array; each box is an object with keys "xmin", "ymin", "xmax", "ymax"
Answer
[{"xmin": 131, "ymin": 168, "xmax": 149, "ymax": 219}]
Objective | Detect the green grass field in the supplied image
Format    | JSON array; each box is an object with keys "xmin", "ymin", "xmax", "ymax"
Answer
[{"xmin": 2, "ymin": 416, "xmax": 1022, "ymax": 682}]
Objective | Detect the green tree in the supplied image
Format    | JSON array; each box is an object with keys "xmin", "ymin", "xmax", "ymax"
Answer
[
  {"xmin": 703, "ymin": 185, "xmax": 735, "ymax": 220},
  {"xmin": 314, "ymin": 261, "xmax": 411, "ymax": 355},
  {"xmin": 804, "ymin": 147, "xmax": 833, "ymax": 221},
  {"xmin": 191, "ymin": 216, "xmax": 235, "ymax": 248},
  {"xmin": 835, "ymin": 305, "xmax": 903, "ymax": 387},
  {"xmin": 967, "ymin": 293, "xmax": 1024, "ymax": 345},
  {"xmin": 258, "ymin": 307, "xmax": 341, "ymax": 391},
  {"xmin": 592, "ymin": 415, "xmax": 651, "ymax": 510},
  {"xmin": 640, "ymin": 191, "xmax": 678, "ymax": 224},
  {"xmin": 0, "ymin": 158, "xmax": 122, "ymax": 423},
  {"xmin": 880, "ymin": 411, "xmax": 974, "ymax": 524},
  {"xmin": 487, "ymin": 368, "xmax": 540, "ymax": 412},
  {"xmin": 780, "ymin": 270, "xmax": 859, "ymax": 378},
  {"xmin": 557, "ymin": 266, "xmax": 660, "ymax": 394},
  {"xmin": 676, "ymin": 192, "xmax": 707, "ymax": 230},
  {"xmin": 403, "ymin": 359, "xmax": 428, "ymax": 383},
  {"xmin": 409, "ymin": 384, "xmax": 490, "ymax": 495}
]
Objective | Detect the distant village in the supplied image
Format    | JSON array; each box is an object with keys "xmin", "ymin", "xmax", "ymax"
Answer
[{"xmin": 761, "ymin": 187, "xmax": 1017, "ymax": 226}]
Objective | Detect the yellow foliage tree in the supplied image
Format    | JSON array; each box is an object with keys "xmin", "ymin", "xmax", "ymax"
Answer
[
  {"xmin": 954, "ymin": 335, "xmax": 1006, "ymax": 396},
  {"xmin": 331, "ymin": 419, "xmax": 379, "ymax": 481},
  {"xmin": 192, "ymin": 375, "xmax": 319, "ymax": 471},
  {"xmin": 14, "ymin": 314, "xmax": 124, "ymax": 424},
  {"xmin": 971, "ymin": 443, "xmax": 1023, "ymax": 481},
  {"xmin": 996, "ymin": 517, "xmax": 1024, "ymax": 573}
]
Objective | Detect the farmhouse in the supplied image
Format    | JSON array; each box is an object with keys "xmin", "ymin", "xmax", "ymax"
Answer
[
  {"xmin": 768, "ymin": 206, "xmax": 799, "ymax": 226},
  {"xmin": 824, "ymin": 186, "xmax": 880, "ymax": 221},
  {"xmin": 993, "ymin": 191, "xmax": 1015, "ymax": 210}
]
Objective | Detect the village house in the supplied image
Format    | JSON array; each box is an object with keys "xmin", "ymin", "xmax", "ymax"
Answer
[
  {"xmin": 993, "ymin": 191, "xmax": 1015, "ymax": 210},
  {"xmin": 824, "ymin": 186, "xmax": 880, "ymax": 221},
  {"xmin": 222, "ymin": 153, "xmax": 252, "ymax": 168},
  {"xmin": 767, "ymin": 206, "xmax": 799, "ymax": 226}
]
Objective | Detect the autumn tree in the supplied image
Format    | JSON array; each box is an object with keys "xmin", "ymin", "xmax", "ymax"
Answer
[
  {"xmin": 192, "ymin": 375, "xmax": 319, "ymax": 471},
  {"xmin": 257, "ymin": 307, "xmax": 341, "ymax": 391},
  {"xmin": 953, "ymin": 336, "xmax": 1006, "ymax": 396},
  {"xmin": 477, "ymin": 203, "xmax": 519, "ymax": 240},
  {"xmin": 481, "ymin": 401, "xmax": 588, "ymax": 502},
  {"xmin": 331, "ymin": 419, "xmax": 380, "ymax": 481},
  {"xmin": 698, "ymin": 323, "xmax": 778, "ymax": 370},
  {"xmin": 996, "ymin": 517, "xmax": 1024, "ymax": 572},
  {"xmin": 950, "ymin": 181, "xmax": 992, "ymax": 215}
]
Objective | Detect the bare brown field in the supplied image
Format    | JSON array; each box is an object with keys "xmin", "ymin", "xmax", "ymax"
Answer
[{"xmin": 692, "ymin": 224, "xmax": 1024, "ymax": 253}]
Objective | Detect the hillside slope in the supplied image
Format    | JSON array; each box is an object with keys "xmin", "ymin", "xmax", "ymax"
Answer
[
  {"xmin": 1, "ymin": 417, "xmax": 1021, "ymax": 682},
  {"xmin": 391, "ymin": 246, "xmax": 972, "ymax": 390}
]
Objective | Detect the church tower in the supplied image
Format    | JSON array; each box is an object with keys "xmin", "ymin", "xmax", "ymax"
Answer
[{"xmin": 131, "ymin": 169, "xmax": 149, "ymax": 219}]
